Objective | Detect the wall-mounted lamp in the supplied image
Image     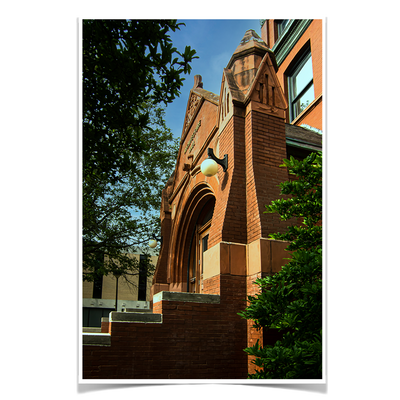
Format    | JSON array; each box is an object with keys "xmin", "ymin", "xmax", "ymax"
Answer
[
  {"xmin": 200, "ymin": 148, "xmax": 228, "ymax": 177},
  {"xmin": 149, "ymin": 235, "xmax": 162, "ymax": 249}
]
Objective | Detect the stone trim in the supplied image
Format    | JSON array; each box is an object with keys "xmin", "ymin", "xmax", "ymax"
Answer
[
  {"xmin": 82, "ymin": 333, "xmax": 111, "ymax": 346},
  {"xmin": 272, "ymin": 19, "xmax": 313, "ymax": 66},
  {"xmin": 109, "ymin": 311, "xmax": 162, "ymax": 323},
  {"xmin": 153, "ymin": 291, "xmax": 220, "ymax": 305}
]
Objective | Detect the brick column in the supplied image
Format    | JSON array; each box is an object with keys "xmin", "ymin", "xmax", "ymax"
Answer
[
  {"xmin": 208, "ymin": 113, "xmax": 247, "ymax": 248},
  {"xmin": 243, "ymin": 104, "xmax": 293, "ymax": 374},
  {"xmin": 245, "ymin": 110, "xmax": 289, "ymax": 242}
]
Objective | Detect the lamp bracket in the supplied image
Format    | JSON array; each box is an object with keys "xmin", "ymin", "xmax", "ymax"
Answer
[{"xmin": 207, "ymin": 148, "xmax": 228, "ymax": 172}]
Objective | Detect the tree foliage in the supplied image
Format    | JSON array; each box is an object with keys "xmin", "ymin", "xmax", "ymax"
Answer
[
  {"xmin": 83, "ymin": 103, "xmax": 179, "ymax": 283},
  {"xmin": 82, "ymin": 20, "xmax": 197, "ymax": 283},
  {"xmin": 83, "ymin": 19, "xmax": 196, "ymax": 183},
  {"xmin": 239, "ymin": 152, "xmax": 322, "ymax": 379},
  {"xmin": 265, "ymin": 151, "xmax": 322, "ymax": 252}
]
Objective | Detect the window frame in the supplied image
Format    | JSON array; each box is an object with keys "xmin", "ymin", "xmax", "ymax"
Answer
[
  {"xmin": 92, "ymin": 252, "xmax": 105, "ymax": 299},
  {"xmin": 287, "ymin": 49, "xmax": 314, "ymax": 122},
  {"xmin": 275, "ymin": 19, "xmax": 289, "ymax": 39},
  {"xmin": 138, "ymin": 254, "xmax": 148, "ymax": 301}
]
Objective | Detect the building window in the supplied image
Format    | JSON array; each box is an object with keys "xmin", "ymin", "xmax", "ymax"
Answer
[
  {"xmin": 92, "ymin": 252, "xmax": 104, "ymax": 299},
  {"xmin": 201, "ymin": 234, "xmax": 209, "ymax": 274},
  {"xmin": 138, "ymin": 254, "xmax": 147, "ymax": 301},
  {"xmin": 276, "ymin": 19, "xmax": 289, "ymax": 38},
  {"xmin": 92, "ymin": 274, "xmax": 103, "ymax": 299},
  {"xmin": 287, "ymin": 50, "xmax": 314, "ymax": 121}
]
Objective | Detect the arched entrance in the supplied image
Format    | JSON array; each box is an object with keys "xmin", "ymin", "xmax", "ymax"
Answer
[
  {"xmin": 187, "ymin": 197, "xmax": 214, "ymax": 293},
  {"xmin": 169, "ymin": 183, "xmax": 215, "ymax": 293}
]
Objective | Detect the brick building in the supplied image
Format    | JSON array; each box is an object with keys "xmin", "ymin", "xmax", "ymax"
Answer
[{"xmin": 82, "ymin": 19, "xmax": 323, "ymax": 380}]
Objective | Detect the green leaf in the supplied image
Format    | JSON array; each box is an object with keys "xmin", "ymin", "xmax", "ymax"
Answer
[{"xmin": 239, "ymin": 152, "xmax": 323, "ymax": 379}]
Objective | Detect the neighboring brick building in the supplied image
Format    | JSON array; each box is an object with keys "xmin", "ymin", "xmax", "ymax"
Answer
[
  {"xmin": 82, "ymin": 20, "xmax": 323, "ymax": 380},
  {"xmin": 261, "ymin": 19, "xmax": 322, "ymax": 131}
]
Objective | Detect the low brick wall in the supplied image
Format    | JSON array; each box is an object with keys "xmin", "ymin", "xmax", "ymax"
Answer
[{"xmin": 83, "ymin": 278, "xmax": 248, "ymax": 380}]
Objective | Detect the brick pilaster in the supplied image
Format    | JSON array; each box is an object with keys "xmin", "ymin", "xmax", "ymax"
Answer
[
  {"xmin": 245, "ymin": 110, "xmax": 289, "ymax": 242},
  {"xmin": 209, "ymin": 114, "xmax": 247, "ymax": 248}
]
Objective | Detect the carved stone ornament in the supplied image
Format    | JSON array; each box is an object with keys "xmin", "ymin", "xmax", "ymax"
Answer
[{"xmin": 184, "ymin": 94, "xmax": 201, "ymax": 132}]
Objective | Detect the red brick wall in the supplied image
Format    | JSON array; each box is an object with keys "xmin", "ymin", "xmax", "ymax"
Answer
[
  {"xmin": 83, "ymin": 274, "xmax": 248, "ymax": 379},
  {"xmin": 209, "ymin": 114, "xmax": 247, "ymax": 248},
  {"xmin": 152, "ymin": 210, "xmax": 171, "ymax": 285},
  {"xmin": 245, "ymin": 110, "xmax": 289, "ymax": 242},
  {"xmin": 100, "ymin": 320, "xmax": 110, "ymax": 334},
  {"xmin": 261, "ymin": 20, "xmax": 323, "ymax": 130},
  {"xmin": 202, "ymin": 274, "xmax": 220, "ymax": 295},
  {"xmin": 84, "ymin": 273, "xmax": 282, "ymax": 379},
  {"xmin": 271, "ymin": 20, "xmax": 322, "ymax": 101}
]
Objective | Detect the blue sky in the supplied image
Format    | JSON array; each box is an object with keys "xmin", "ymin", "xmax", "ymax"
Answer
[{"xmin": 164, "ymin": 19, "xmax": 263, "ymax": 139}]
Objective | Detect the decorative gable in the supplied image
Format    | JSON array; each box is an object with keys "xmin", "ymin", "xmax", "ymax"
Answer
[
  {"xmin": 182, "ymin": 92, "xmax": 202, "ymax": 135},
  {"xmin": 245, "ymin": 52, "xmax": 288, "ymax": 117},
  {"xmin": 217, "ymin": 69, "xmax": 246, "ymax": 133}
]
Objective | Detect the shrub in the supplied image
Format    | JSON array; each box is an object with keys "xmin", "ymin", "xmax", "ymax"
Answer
[{"xmin": 239, "ymin": 152, "xmax": 322, "ymax": 379}]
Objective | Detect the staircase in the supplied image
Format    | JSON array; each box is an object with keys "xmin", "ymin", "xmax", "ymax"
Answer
[{"xmin": 82, "ymin": 308, "xmax": 162, "ymax": 347}]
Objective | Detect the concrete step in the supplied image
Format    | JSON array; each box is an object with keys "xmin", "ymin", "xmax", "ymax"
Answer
[
  {"xmin": 82, "ymin": 327, "xmax": 101, "ymax": 333},
  {"xmin": 83, "ymin": 333, "xmax": 111, "ymax": 346},
  {"xmin": 83, "ymin": 311, "xmax": 163, "ymax": 346},
  {"xmin": 110, "ymin": 311, "xmax": 162, "ymax": 323}
]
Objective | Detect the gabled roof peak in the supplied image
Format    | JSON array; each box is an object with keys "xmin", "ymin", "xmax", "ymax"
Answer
[
  {"xmin": 227, "ymin": 29, "xmax": 276, "ymax": 75},
  {"xmin": 230, "ymin": 29, "xmax": 270, "ymax": 61},
  {"xmin": 238, "ymin": 29, "xmax": 265, "ymax": 46}
]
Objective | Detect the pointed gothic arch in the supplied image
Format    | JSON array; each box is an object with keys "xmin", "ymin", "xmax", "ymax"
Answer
[{"xmin": 169, "ymin": 183, "xmax": 216, "ymax": 292}]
